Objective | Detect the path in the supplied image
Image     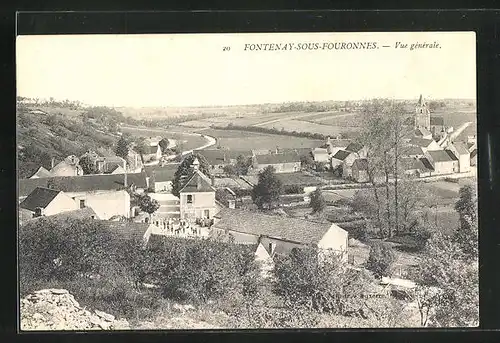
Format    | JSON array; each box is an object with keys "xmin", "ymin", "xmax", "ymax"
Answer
[
  {"xmin": 449, "ymin": 121, "xmax": 473, "ymax": 141},
  {"xmin": 120, "ymin": 124, "xmax": 216, "ymax": 155},
  {"xmin": 253, "ymin": 111, "xmax": 358, "ymax": 127}
]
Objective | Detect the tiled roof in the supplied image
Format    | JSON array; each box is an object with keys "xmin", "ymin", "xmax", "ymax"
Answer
[
  {"xmin": 428, "ymin": 150, "xmax": 457, "ymax": 163},
  {"xmin": 193, "ymin": 150, "xmax": 229, "ymax": 165},
  {"xmin": 19, "ymin": 187, "xmax": 61, "ymax": 211},
  {"xmin": 430, "ymin": 116, "xmax": 445, "ymax": 126},
  {"xmin": 420, "ymin": 158, "xmax": 434, "ymax": 171},
  {"xmin": 149, "ymin": 164, "xmax": 179, "ymax": 182},
  {"xmin": 214, "ymin": 208, "xmax": 346, "ymax": 245},
  {"xmin": 353, "ymin": 158, "xmax": 368, "ymax": 170},
  {"xmin": 26, "ymin": 207, "xmax": 98, "ymax": 222},
  {"xmin": 254, "ymin": 151, "xmax": 301, "ymax": 165},
  {"xmin": 332, "ymin": 150, "xmax": 351, "ymax": 161},
  {"xmin": 278, "ymin": 148, "xmax": 313, "ymax": 156},
  {"xmin": 402, "ymin": 146, "xmax": 424, "ymax": 156},
  {"xmin": 401, "ymin": 157, "xmax": 433, "ymax": 171},
  {"xmin": 453, "ymin": 142, "xmax": 470, "ymax": 155},
  {"xmin": 345, "ymin": 142, "xmax": 363, "ymax": 153},
  {"xmin": 19, "ymin": 172, "xmax": 148, "ymax": 197},
  {"xmin": 179, "ymin": 170, "xmax": 215, "ymax": 193},
  {"xmin": 415, "ymin": 127, "xmax": 432, "ymax": 137},
  {"xmin": 409, "ymin": 137, "xmax": 434, "ymax": 148},
  {"xmin": 145, "ymin": 145, "xmax": 160, "ymax": 155},
  {"xmin": 29, "ymin": 166, "xmax": 53, "ymax": 178}
]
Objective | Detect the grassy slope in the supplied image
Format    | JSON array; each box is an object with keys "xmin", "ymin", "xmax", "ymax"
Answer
[{"xmin": 17, "ymin": 105, "xmax": 118, "ymax": 178}]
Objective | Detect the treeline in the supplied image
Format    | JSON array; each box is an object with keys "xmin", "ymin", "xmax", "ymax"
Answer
[
  {"xmin": 268, "ymin": 101, "xmax": 340, "ymax": 113},
  {"xmin": 213, "ymin": 123, "xmax": 328, "ymax": 140},
  {"xmin": 139, "ymin": 112, "xmax": 226, "ymax": 128},
  {"xmin": 16, "ymin": 96, "xmax": 84, "ymax": 110}
]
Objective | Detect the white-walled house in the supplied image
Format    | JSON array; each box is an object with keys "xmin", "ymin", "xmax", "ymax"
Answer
[
  {"xmin": 179, "ymin": 160, "xmax": 216, "ymax": 221},
  {"xmin": 211, "ymin": 208, "xmax": 349, "ymax": 262},
  {"xmin": 19, "ymin": 187, "xmax": 79, "ymax": 218},
  {"xmin": 68, "ymin": 190, "xmax": 131, "ymax": 220}
]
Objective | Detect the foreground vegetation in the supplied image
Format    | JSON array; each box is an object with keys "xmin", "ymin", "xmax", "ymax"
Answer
[{"xmin": 19, "ymin": 183, "xmax": 477, "ymax": 328}]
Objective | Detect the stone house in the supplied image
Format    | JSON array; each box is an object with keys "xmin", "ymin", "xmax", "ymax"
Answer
[
  {"xmin": 70, "ymin": 190, "xmax": 131, "ymax": 220},
  {"xmin": 28, "ymin": 166, "xmax": 52, "ymax": 179},
  {"xmin": 211, "ymin": 208, "xmax": 349, "ymax": 262},
  {"xmin": 50, "ymin": 156, "xmax": 83, "ymax": 177},
  {"xmin": 331, "ymin": 150, "xmax": 358, "ymax": 178},
  {"xmin": 409, "ymin": 137, "xmax": 441, "ymax": 152},
  {"xmin": 145, "ymin": 163, "xmax": 179, "ymax": 193},
  {"xmin": 193, "ymin": 149, "xmax": 253, "ymax": 175},
  {"xmin": 312, "ymin": 148, "xmax": 330, "ymax": 169},
  {"xmin": 447, "ymin": 142, "xmax": 471, "ymax": 173},
  {"xmin": 344, "ymin": 142, "xmax": 368, "ymax": 159},
  {"xmin": 19, "ymin": 187, "xmax": 79, "ymax": 218},
  {"xmin": 179, "ymin": 160, "xmax": 216, "ymax": 221},
  {"xmin": 425, "ymin": 150, "xmax": 459, "ymax": 175},
  {"xmin": 351, "ymin": 158, "xmax": 369, "ymax": 183},
  {"xmin": 251, "ymin": 151, "xmax": 301, "ymax": 174},
  {"xmin": 143, "ymin": 145, "xmax": 162, "ymax": 162}
]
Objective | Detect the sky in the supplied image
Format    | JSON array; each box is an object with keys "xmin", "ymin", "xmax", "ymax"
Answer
[{"xmin": 16, "ymin": 32, "xmax": 476, "ymax": 108}]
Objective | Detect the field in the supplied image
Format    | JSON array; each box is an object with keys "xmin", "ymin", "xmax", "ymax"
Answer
[
  {"xmin": 260, "ymin": 120, "xmax": 346, "ymax": 136},
  {"xmin": 120, "ymin": 125, "xmax": 209, "ymax": 151},
  {"xmin": 200, "ymin": 129, "xmax": 324, "ymax": 150}
]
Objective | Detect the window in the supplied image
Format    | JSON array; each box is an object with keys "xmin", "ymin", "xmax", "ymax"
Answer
[
  {"xmin": 91, "ymin": 216, "xmax": 95, "ymax": 219},
  {"xmin": 204, "ymin": 209, "xmax": 210, "ymax": 218},
  {"xmin": 34, "ymin": 208, "xmax": 42, "ymax": 217},
  {"xmin": 79, "ymin": 200, "xmax": 85, "ymax": 208},
  {"xmin": 187, "ymin": 194, "xmax": 193, "ymax": 204}
]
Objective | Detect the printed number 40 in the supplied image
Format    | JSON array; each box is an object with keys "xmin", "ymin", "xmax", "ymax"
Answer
[{"xmin": 222, "ymin": 46, "xmax": 230, "ymax": 51}]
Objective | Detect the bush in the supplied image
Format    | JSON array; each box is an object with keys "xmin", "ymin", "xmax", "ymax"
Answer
[
  {"xmin": 145, "ymin": 236, "xmax": 259, "ymax": 305},
  {"xmin": 273, "ymin": 247, "xmax": 375, "ymax": 315},
  {"xmin": 365, "ymin": 242, "xmax": 397, "ymax": 278},
  {"xmin": 19, "ymin": 218, "xmax": 126, "ymax": 285},
  {"xmin": 283, "ymin": 184, "xmax": 302, "ymax": 195}
]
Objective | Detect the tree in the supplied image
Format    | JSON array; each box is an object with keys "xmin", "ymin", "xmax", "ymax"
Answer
[
  {"xmin": 79, "ymin": 155, "xmax": 97, "ymax": 175},
  {"xmin": 310, "ymin": 189, "xmax": 326, "ymax": 214},
  {"xmin": 223, "ymin": 164, "xmax": 237, "ymax": 176},
  {"xmin": 300, "ymin": 154, "xmax": 314, "ymax": 170},
  {"xmin": 171, "ymin": 153, "xmax": 212, "ymax": 197},
  {"xmin": 138, "ymin": 194, "xmax": 160, "ymax": 221},
  {"xmin": 251, "ymin": 166, "xmax": 283, "ymax": 210},
  {"xmin": 411, "ymin": 188, "xmax": 479, "ymax": 327},
  {"xmin": 273, "ymin": 247, "xmax": 376, "ymax": 315},
  {"xmin": 453, "ymin": 184, "xmax": 478, "ymax": 260},
  {"xmin": 19, "ymin": 218, "xmax": 121, "ymax": 286},
  {"xmin": 235, "ymin": 155, "xmax": 253, "ymax": 176},
  {"xmin": 365, "ymin": 241, "xmax": 396, "ymax": 278},
  {"xmin": 115, "ymin": 136, "xmax": 129, "ymax": 160},
  {"xmin": 356, "ymin": 99, "xmax": 414, "ymax": 238},
  {"xmin": 411, "ymin": 231, "xmax": 478, "ymax": 327}
]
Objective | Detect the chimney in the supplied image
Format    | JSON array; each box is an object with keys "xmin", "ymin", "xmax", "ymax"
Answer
[
  {"xmin": 51, "ymin": 157, "xmax": 55, "ymax": 169},
  {"xmin": 124, "ymin": 172, "xmax": 128, "ymax": 188}
]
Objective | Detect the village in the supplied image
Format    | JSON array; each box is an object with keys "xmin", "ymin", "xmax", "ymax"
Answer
[{"xmin": 18, "ymin": 95, "xmax": 477, "ymax": 290}]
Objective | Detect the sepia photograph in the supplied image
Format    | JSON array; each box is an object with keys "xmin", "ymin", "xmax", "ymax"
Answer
[{"xmin": 16, "ymin": 31, "xmax": 478, "ymax": 330}]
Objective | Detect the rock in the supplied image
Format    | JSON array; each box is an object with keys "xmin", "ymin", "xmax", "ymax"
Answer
[
  {"xmin": 95, "ymin": 310, "xmax": 115, "ymax": 322},
  {"xmin": 20, "ymin": 288, "xmax": 130, "ymax": 331}
]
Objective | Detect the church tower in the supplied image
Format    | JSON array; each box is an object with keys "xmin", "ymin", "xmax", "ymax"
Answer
[{"xmin": 415, "ymin": 94, "xmax": 431, "ymax": 130}]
